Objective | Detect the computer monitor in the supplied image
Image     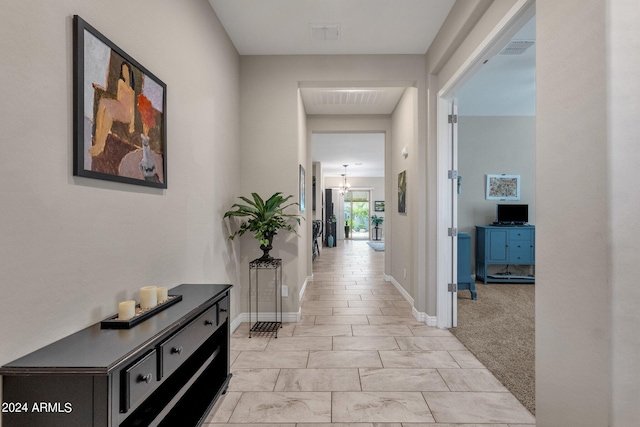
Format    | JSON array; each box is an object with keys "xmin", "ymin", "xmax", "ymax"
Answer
[{"xmin": 496, "ymin": 204, "xmax": 528, "ymax": 225}]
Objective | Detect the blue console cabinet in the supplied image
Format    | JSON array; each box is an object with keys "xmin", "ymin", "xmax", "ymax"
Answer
[
  {"xmin": 475, "ymin": 225, "xmax": 535, "ymax": 284},
  {"xmin": 457, "ymin": 232, "xmax": 477, "ymax": 299}
]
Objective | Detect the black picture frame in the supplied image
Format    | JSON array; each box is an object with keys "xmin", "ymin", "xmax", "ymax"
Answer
[
  {"xmin": 374, "ymin": 201, "xmax": 385, "ymax": 212},
  {"xmin": 73, "ymin": 15, "xmax": 167, "ymax": 188}
]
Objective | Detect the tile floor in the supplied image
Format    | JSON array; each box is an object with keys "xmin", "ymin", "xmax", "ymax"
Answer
[{"xmin": 205, "ymin": 240, "xmax": 535, "ymax": 426}]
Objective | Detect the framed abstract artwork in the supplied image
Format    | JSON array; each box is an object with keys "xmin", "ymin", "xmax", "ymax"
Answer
[
  {"xmin": 299, "ymin": 165, "xmax": 306, "ymax": 211},
  {"xmin": 73, "ymin": 16, "xmax": 167, "ymax": 188},
  {"xmin": 486, "ymin": 174, "xmax": 520, "ymax": 200},
  {"xmin": 398, "ymin": 170, "xmax": 407, "ymax": 213}
]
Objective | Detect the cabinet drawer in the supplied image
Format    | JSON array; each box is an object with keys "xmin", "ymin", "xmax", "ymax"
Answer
[
  {"xmin": 508, "ymin": 249, "xmax": 533, "ymax": 264},
  {"xmin": 159, "ymin": 304, "xmax": 218, "ymax": 379},
  {"xmin": 217, "ymin": 297, "xmax": 229, "ymax": 326},
  {"xmin": 122, "ymin": 349, "xmax": 157, "ymax": 413},
  {"xmin": 508, "ymin": 241, "xmax": 532, "ymax": 251},
  {"xmin": 508, "ymin": 229, "xmax": 533, "ymax": 241}
]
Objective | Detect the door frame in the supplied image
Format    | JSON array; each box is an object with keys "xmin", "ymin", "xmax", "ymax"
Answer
[
  {"xmin": 343, "ymin": 189, "xmax": 373, "ymax": 240},
  {"xmin": 435, "ymin": 0, "xmax": 535, "ymax": 329}
]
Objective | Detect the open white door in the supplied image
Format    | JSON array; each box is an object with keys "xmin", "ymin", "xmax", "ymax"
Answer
[
  {"xmin": 449, "ymin": 101, "xmax": 459, "ymax": 327},
  {"xmin": 436, "ymin": 98, "xmax": 459, "ymax": 328}
]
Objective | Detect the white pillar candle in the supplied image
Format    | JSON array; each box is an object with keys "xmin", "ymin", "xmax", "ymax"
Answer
[
  {"xmin": 118, "ymin": 300, "xmax": 136, "ymax": 320},
  {"xmin": 157, "ymin": 287, "xmax": 168, "ymax": 303},
  {"xmin": 140, "ymin": 286, "xmax": 157, "ymax": 309}
]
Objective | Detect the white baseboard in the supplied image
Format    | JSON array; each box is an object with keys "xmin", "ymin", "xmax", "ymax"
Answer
[
  {"xmin": 231, "ymin": 274, "xmax": 439, "ymax": 332},
  {"xmin": 385, "ymin": 274, "xmax": 414, "ymax": 306},
  {"xmin": 385, "ymin": 274, "xmax": 437, "ymax": 327},
  {"xmin": 412, "ymin": 307, "xmax": 437, "ymax": 326},
  {"xmin": 299, "ymin": 275, "xmax": 311, "ymax": 301}
]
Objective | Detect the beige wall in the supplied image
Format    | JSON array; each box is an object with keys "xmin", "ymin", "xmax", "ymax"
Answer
[
  {"xmin": 240, "ymin": 56, "xmax": 426, "ymax": 314},
  {"xmin": 537, "ymin": 0, "xmax": 640, "ymax": 425},
  {"xmin": 390, "ymin": 88, "xmax": 418, "ymax": 298},
  {"xmin": 609, "ymin": 0, "xmax": 640, "ymax": 423},
  {"xmin": 458, "ymin": 116, "xmax": 536, "ymax": 271},
  {"xmin": 308, "ymin": 115, "xmax": 393, "ymax": 276},
  {"xmin": 0, "ymin": 0, "xmax": 241, "ymax": 368},
  {"xmin": 537, "ymin": 0, "xmax": 609, "ymax": 424},
  {"xmin": 458, "ymin": 116, "xmax": 536, "ymax": 232}
]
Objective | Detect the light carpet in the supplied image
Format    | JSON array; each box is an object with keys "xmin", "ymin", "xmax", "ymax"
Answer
[{"xmin": 450, "ymin": 282, "xmax": 535, "ymax": 415}]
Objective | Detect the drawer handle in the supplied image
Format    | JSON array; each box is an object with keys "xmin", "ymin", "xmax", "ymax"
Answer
[
  {"xmin": 205, "ymin": 319, "xmax": 214, "ymax": 326},
  {"xmin": 220, "ymin": 308, "xmax": 228, "ymax": 313},
  {"xmin": 138, "ymin": 373, "xmax": 152, "ymax": 384},
  {"xmin": 171, "ymin": 346, "xmax": 183, "ymax": 355}
]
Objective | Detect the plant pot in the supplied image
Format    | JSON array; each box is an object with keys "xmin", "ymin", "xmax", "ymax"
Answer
[{"xmin": 258, "ymin": 233, "xmax": 275, "ymax": 261}]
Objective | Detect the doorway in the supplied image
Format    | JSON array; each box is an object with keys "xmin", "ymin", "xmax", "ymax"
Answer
[
  {"xmin": 436, "ymin": 6, "xmax": 535, "ymax": 329},
  {"xmin": 344, "ymin": 190, "xmax": 371, "ymax": 240}
]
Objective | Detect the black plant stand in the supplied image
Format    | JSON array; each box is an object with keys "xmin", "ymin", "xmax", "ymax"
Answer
[
  {"xmin": 248, "ymin": 257, "xmax": 282, "ymax": 338},
  {"xmin": 373, "ymin": 226, "xmax": 382, "ymax": 241}
]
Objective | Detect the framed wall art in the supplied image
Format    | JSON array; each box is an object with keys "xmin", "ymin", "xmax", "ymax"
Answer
[
  {"xmin": 73, "ymin": 15, "xmax": 167, "ymax": 188},
  {"xmin": 398, "ymin": 170, "xmax": 407, "ymax": 213},
  {"xmin": 486, "ymin": 174, "xmax": 520, "ymax": 200},
  {"xmin": 299, "ymin": 164, "xmax": 306, "ymax": 211},
  {"xmin": 374, "ymin": 200, "xmax": 385, "ymax": 212}
]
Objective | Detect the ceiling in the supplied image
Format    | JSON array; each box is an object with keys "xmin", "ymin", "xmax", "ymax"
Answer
[
  {"xmin": 208, "ymin": 0, "xmax": 456, "ymax": 55},
  {"xmin": 208, "ymin": 1, "xmax": 535, "ymax": 177},
  {"xmin": 312, "ymin": 133, "xmax": 385, "ymax": 178}
]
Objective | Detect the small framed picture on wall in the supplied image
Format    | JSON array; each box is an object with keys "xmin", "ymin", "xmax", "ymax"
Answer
[{"xmin": 486, "ymin": 174, "xmax": 520, "ymax": 200}]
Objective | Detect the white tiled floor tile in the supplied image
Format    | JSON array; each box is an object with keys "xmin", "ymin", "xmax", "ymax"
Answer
[
  {"xmin": 216, "ymin": 241, "xmax": 534, "ymax": 426},
  {"xmin": 264, "ymin": 336, "xmax": 332, "ymax": 351},
  {"xmin": 423, "ymin": 392, "xmax": 535, "ymax": 424},
  {"xmin": 228, "ymin": 368, "xmax": 279, "ymax": 391},
  {"xmin": 293, "ymin": 325, "xmax": 354, "ymax": 337},
  {"xmin": 307, "ymin": 350, "xmax": 383, "ymax": 368},
  {"xmin": 228, "ymin": 392, "xmax": 331, "ymax": 423},
  {"xmin": 332, "ymin": 391, "xmax": 435, "ymax": 423},
  {"xmin": 379, "ymin": 351, "xmax": 460, "ymax": 368},
  {"xmin": 437, "ymin": 368, "xmax": 508, "ymax": 392},
  {"xmin": 359, "ymin": 368, "xmax": 449, "ymax": 391},
  {"xmin": 275, "ymin": 368, "xmax": 361, "ymax": 391},
  {"xmin": 231, "ymin": 351, "xmax": 309, "ymax": 368},
  {"xmin": 333, "ymin": 336, "xmax": 400, "ymax": 351}
]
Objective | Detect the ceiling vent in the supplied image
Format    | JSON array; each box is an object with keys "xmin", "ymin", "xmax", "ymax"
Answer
[
  {"xmin": 499, "ymin": 40, "xmax": 535, "ymax": 55},
  {"xmin": 312, "ymin": 90, "xmax": 385, "ymax": 106},
  {"xmin": 310, "ymin": 24, "xmax": 341, "ymax": 41}
]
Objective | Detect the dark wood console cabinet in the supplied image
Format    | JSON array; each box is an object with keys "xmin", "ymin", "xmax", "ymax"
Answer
[{"xmin": 0, "ymin": 284, "xmax": 232, "ymax": 427}]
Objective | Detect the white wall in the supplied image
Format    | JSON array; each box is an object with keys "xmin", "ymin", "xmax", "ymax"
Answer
[{"xmin": 0, "ymin": 0, "xmax": 240, "ymax": 368}]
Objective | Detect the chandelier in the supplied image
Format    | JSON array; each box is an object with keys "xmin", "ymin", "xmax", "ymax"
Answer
[{"xmin": 339, "ymin": 164, "xmax": 350, "ymax": 195}]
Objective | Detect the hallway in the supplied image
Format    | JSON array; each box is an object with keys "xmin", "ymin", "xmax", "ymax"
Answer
[{"xmin": 206, "ymin": 240, "xmax": 535, "ymax": 425}]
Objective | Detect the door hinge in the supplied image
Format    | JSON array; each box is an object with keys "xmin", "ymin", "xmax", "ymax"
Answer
[
  {"xmin": 448, "ymin": 170, "xmax": 458, "ymax": 179},
  {"xmin": 448, "ymin": 227, "xmax": 458, "ymax": 237},
  {"xmin": 448, "ymin": 114, "xmax": 458, "ymax": 124},
  {"xmin": 448, "ymin": 283, "xmax": 457, "ymax": 292}
]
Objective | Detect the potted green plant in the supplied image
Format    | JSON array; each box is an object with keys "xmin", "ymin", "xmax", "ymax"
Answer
[
  {"xmin": 223, "ymin": 192, "xmax": 302, "ymax": 260},
  {"xmin": 371, "ymin": 214, "xmax": 384, "ymax": 241}
]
